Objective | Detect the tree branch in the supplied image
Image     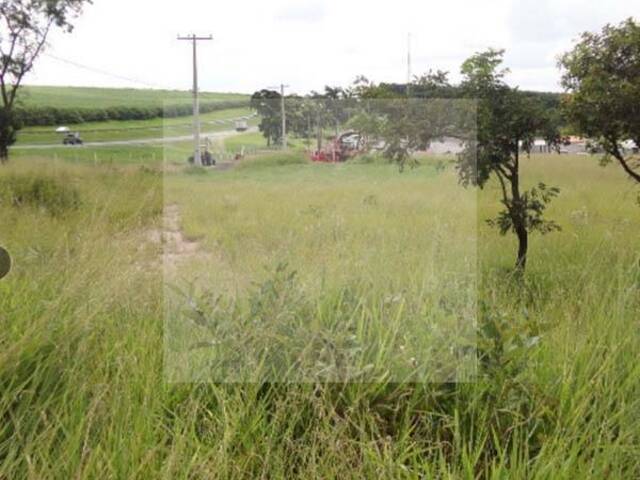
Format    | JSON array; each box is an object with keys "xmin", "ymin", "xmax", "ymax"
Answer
[
  {"xmin": 0, "ymin": 74, "xmax": 8, "ymax": 108},
  {"xmin": 495, "ymin": 169, "xmax": 510, "ymax": 207},
  {"xmin": 0, "ymin": 19, "xmax": 25, "ymax": 107},
  {"xmin": 7, "ymin": 19, "xmax": 53, "ymax": 107},
  {"xmin": 613, "ymin": 151, "xmax": 640, "ymax": 183},
  {"xmin": 495, "ymin": 163, "xmax": 512, "ymax": 181},
  {"xmin": 611, "ymin": 140, "xmax": 640, "ymax": 183}
]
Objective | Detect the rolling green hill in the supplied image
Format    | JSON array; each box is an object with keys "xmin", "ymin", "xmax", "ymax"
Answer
[
  {"xmin": 18, "ymin": 85, "xmax": 248, "ymax": 109},
  {"xmin": 14, "ymin": 86, "xmax": 250, "ymax": 127}
]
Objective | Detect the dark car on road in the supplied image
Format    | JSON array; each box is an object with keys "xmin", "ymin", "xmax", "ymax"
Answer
[{"xmin": 63, "ymin": 132, "xmax": 83, "ymax": 145}]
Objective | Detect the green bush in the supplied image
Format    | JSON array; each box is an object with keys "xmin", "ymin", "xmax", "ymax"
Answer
[
  {"xmin": 0, "ymin": 174, "xmax": 81, "ymax": 216},
  {"xmin": 14, "ymin": 100, "xmax": 249, "ymax": 127}
]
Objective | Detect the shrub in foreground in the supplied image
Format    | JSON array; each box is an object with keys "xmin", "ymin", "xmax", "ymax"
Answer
[{"xmin": 0, "ymin": 174, "xmax": 81, "ymax": 216}]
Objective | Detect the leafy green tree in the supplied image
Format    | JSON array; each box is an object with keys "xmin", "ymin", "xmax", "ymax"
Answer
[
  {"xmin": 358, "ymin": 82, "xmax": 476, "ymax": 180},
  {"xmin": 458, "ymin": 49, "xmax": 561, "ymax": 271},
  {"xmin": 346, "ymin": 75, "xmax": 465, "ymax": 169},
  {"xmin": 559, "ymin": 18, "xmax": 640, "ymax": 184},
  {"xmin": 349, "ymin": 75, "xmax": 397, "ymax": 100},
  {"xmin": 0, "ymin": 0, "xmax": 91, "ymax": 163},
  {"xmin": 321, "ymin": 86, "xmax": 352, "ymax": 137},
  {"xmin": 308, "ymin": 88, "xmax": 351, "ymax": 151},
  {"xmin": 411, "ymin": 70, "xmax": 459, "ymax": 99},
  {"xmin": 250, "ymin": 89, "xmax": 283, "ymax": 147},
  {"xmin": 287, "ymin": 97, "xmax": 318, "ymax": 147},
  {"xmin": 251, "ymin": 91, "xmax": 329, "ymax": 148}
]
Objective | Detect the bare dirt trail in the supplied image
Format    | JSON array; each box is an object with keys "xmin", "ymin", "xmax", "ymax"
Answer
[
  {"xmin": 162, "ymin": 205, "xmax": 201, "ymax": 268},
  {"xmin": 146, "ymin": 204, "xmax": 210, "ymax": 272}
]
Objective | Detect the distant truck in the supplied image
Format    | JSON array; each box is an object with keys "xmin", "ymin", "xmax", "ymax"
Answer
[
  {"xmin": 63, "ymin": 132, "xmax": 83, "ymax": 145},
  {"xmin": 235, "ymin": 120, "xmax": 248, "ymax": 132}
]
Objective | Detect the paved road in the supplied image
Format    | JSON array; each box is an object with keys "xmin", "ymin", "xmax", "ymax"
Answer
[{"xmin": 13, "ymin": 126, "xmax": 258, "ymax": 150}]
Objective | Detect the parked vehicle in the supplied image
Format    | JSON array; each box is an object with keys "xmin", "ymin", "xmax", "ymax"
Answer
[{"xmin": 63, "ymin": 132, "xmax": 83, "ymax": 145}]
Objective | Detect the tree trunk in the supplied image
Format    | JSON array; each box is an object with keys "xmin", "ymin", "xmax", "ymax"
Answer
[
  {"xmin": 515, "ymin": 223, "xmax": 528, "ymax": 270},
  {"xmin": 511, "ymin": 149, "xmax": 527, "ymax": 270},
  {"xmin": 0, "ymin": 144, "xmax": 8, "ymax": 164}
]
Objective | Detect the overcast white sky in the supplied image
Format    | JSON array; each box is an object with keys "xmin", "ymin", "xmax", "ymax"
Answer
[{"xmin": 24, "ymin": 0, "xmax": 639, "ymax": 94}]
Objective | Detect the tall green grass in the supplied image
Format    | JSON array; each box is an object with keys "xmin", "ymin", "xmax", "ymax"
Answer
[{"xmin": 0, "ymin": 154, "xmax": 638, "ymax": 478}]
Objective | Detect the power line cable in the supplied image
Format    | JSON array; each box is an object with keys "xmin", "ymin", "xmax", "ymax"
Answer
[{"xmin": 42, "ymin": 52, "xmax": 170, "ymax": 90}]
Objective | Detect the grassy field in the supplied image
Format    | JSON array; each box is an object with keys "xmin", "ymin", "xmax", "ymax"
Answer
[
  {"xmin": 11, "ymin": 130, "xmax": 267, "ymax": 165},
  {"xmin": 0, "ymin": 150, "xmax": 638, "ymax": 477},
  {"xmin": 11, "ymin": 144, "xmax": 166, "ymax": 164},
  {"xmin": 18, "ymin": 85, "xmax": 248, "ymax": 109},
  {"xmin": 165, "ymin": 154, "xmax": 477, "ymax": 383}
]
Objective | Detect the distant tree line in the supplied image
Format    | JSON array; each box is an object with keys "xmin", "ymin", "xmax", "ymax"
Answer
[
  {"xmin": 382, "ymin": 81, "xmax": 563, "ymax": 109},
  {"xmin": 250, "ymin": 87, "xmax": 359, "ymax": 148},
  {"xmin": 13, "ymin": 100, "xmax": 249, "ymax": 127}
]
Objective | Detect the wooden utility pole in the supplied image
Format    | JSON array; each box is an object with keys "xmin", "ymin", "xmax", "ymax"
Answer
[
  {"xmin": 269, "ymin": 83, "xmax": 289, "ymax": 149},
  {"xmin": 178, "ymin": 34, "xmax": 212, "ymax": 166},
  {"xmin": 407, "ymin": 32, "xmax": 412, "ymax": 96}
]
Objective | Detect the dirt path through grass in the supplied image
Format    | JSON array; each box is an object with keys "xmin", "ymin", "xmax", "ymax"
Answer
[{"xmin": 146, "ymin": 204, "xmax": 208, "ymax": 272}]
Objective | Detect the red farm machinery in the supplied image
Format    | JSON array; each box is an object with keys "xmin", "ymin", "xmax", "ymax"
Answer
[{"xmin": 311, "ymin": 131, "xmax": 365, "ymax": 163}]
